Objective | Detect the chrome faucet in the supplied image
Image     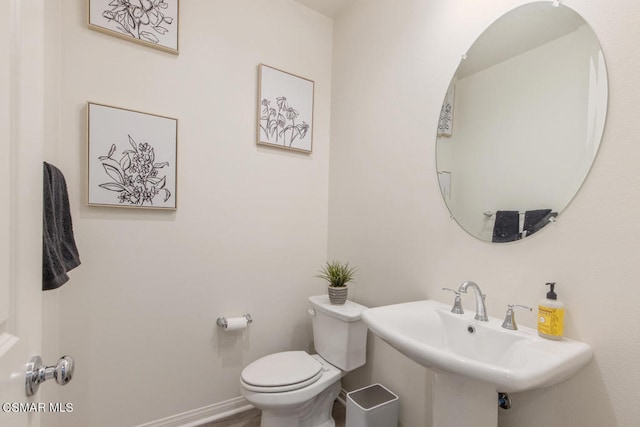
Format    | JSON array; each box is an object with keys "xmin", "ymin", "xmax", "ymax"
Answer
[
  {"xmin": 457, "ymin": 281, "xmax": 488, "ymax": 321},
  {"xmin": 501, "ymin": 304, "xmax": 532, "ymax": 330},
  {"xmin": 442, "ymin": 288, "xmax": 464, "ymax": 314}
]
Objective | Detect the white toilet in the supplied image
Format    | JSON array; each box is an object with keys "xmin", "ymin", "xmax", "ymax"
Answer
[{"xmin": 240, "ymin": 295, "xmax": 368, "ymax": 427}]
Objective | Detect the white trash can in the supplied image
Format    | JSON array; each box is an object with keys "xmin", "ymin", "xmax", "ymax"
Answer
[{"xmin": 346, "ymin": 383, "xmax": 399, "ymax": 427}]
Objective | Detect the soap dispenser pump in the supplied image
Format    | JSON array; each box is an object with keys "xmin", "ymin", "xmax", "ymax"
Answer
[{"xmin": 537, "ymin": 282, "xmax": 565, "ymax": 340}]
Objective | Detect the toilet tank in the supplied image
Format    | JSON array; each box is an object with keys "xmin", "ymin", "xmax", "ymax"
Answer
[{"xmin": 308, "ymin": 295, "xmax": 368, "ymax": 372}]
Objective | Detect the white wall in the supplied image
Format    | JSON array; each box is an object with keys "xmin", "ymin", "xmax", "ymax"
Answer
[
  {"xmin": 43, "ymin": 1, "xmax": 333, "ymax": 426},
  {"xmin": 331, "ymin": 0, "xmax": 640, "ymax": 426}
]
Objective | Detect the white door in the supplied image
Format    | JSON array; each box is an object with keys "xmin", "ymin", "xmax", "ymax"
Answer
[{"xmin": 1, "ymin": 1, "xmax": 46, "ymax": 426}]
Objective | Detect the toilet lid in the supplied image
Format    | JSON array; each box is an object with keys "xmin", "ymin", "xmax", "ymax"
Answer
[{"xmin": 241, "ymin": 351, "xmax": 323, "ymax": 390}]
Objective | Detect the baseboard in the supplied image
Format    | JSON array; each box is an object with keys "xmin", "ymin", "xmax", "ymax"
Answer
[
  {"xmin": 135, "ymin": 388, "xmax": 348, "ymax": 427},
  {"xmin": 134, "ymin": 396, "xmax": 254, "ymax": 427}
]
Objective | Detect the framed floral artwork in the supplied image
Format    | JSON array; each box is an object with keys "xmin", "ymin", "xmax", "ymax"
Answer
[
  {"xmin": 88, "ymin": 0, "xmax": 179, "ymax": 54},
  {"xmin": 257, "ymin": 64, "xmax": 314, "ymax": 153},
  {"xmin": 437, "ymin": 83, "xmax": 455, "ymax": 137},
  {"xmin": 87, "ymin": 102, "xmax": 178, "ymax": 210}
]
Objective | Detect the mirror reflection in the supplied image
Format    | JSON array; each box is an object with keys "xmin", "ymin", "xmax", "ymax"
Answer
[{"xmin": 436, "ymin": 2, "xmax": 608, "ymax": 243}]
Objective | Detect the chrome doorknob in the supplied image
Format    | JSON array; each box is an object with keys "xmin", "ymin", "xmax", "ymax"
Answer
[{"xmin": 26, "ymin": 355, "xmax": 75, "ymax": 396}]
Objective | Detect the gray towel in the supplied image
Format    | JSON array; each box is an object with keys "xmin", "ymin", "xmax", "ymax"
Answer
[
  {"xmin": 43, "ymin": 162, "xmax": 81, "ymax": 290},
  {"xmin": 492, "ymin": 210, "xmax": 521, "ymax": 243},
  {"xmin": 523, "ymin": 209, "xmax": 557, "ymax": 236}
]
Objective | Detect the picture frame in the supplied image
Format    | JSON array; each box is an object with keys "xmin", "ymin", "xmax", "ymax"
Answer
[
  {"xmin": 257, "ymin": 64, "xmax": 314, "ymax": 153},
  {"xmin": 438, "ymin": 83, "xmax": 455, "ymax": 137},
  {"xmin": 437, "ymin": 171, "xmax": 451, "ymax": 200},
  {"xmin": 88, "ymin": 0, "xmax": 180, "ymax": 55},
  {"xmin": 87, "ymin": 102, "xmax": 178, "ymax": 210}
]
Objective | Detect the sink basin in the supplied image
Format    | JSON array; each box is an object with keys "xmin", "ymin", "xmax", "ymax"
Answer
[{"xmin": 361, "ymin": 300, "xmax": 592, "ymax": 392}]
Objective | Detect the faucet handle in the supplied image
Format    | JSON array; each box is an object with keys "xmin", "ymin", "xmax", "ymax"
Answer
[
  {"xmin": 442, "ymin": 288, "xmax": 464, "ymax": 314},
  {"xmin": 501, "ymin": 304, "xmax": 532, "ymax": 330}
]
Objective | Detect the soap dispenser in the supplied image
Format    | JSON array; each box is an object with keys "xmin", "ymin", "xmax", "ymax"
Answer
[{"xmin": 537, "ymin": 282, "xmax": 565, "ymax": 340}]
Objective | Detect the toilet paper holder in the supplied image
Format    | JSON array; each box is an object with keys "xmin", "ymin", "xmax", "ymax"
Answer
[{"xmin": 217, "ymin": 314, "xmax": 253, "ymax": 329}]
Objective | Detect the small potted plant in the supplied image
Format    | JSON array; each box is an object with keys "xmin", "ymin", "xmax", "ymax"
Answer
[{"xmin": 315, "ymin": 260, "xmax": 358, "ymax": 305}]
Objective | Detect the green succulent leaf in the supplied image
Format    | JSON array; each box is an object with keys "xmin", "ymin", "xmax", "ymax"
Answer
[{"xmin": 315, "ymin": 260, "xmax": 358, "ymax": 287}]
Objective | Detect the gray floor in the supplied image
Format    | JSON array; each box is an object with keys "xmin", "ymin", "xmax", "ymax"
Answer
[{"xmin": 202, "ymin": 400, "xmax": 346, "ymax": 427}]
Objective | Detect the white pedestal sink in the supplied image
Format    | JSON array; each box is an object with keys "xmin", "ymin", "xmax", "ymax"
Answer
[
  {"xmin": 361, "ymin": 300, "xmax": 592, "ymax": 426},
  {"xmin": 433, "ymin": 372, "xmax": 499, "ymax": 427}
]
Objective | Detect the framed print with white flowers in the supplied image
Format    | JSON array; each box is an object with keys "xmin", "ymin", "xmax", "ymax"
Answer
[
  {"xmin": 88, "ymin": 0, "xmax": 179, "ymax": 54},
  {"xmin": 257, "ymin": 64, "xmax": 314, "ymax": 153},
  {"xmin": 87, "ymin": 102, "xmax": 178, "ymax": 210}
]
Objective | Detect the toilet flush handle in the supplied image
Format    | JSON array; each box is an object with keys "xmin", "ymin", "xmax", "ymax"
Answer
[{"xmin": 308, "ymin": 308, "xmax": 316, "ymax": 317}]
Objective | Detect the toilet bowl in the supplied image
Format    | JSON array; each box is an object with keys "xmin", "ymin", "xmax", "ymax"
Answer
[
  {"xmin": 241, "ymin": 352, "xmax": 342, "ymax": 427},
  {"xmin": 240, "ymin": 295, "xmax": 368, "ymax": 427}
]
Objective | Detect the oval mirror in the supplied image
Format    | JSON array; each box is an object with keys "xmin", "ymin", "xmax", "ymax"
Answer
[{"xmin": 435, "ymin": 1, "xmax": 608, "ymax": 243}]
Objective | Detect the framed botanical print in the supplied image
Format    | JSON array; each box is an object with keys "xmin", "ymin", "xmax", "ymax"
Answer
[
  {"xmin": 87, "ymin": 102, "xmax": 178, "ymax": 210},
  {"xmin": 88, "ymin": 0, "xmax": 179, "ymax": 54},
  {"xmin": 257, "ymin": 64, "xmax": 314, "ymax": 153}
]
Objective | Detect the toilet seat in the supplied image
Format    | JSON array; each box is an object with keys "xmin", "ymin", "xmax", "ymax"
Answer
[{"xmin": 241, "ymin": 351, "xmax": 323, "ymax": 393}]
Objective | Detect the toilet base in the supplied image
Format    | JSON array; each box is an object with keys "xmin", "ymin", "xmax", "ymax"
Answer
[{"xmin": 259, "ymin": 380, "xmax": 340, "ymax": 427}]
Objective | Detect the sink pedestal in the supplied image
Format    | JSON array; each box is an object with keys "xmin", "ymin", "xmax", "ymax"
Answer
[{"xmin": 432, "ymin": 372, "xmax": 498, "ymax": 427}]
